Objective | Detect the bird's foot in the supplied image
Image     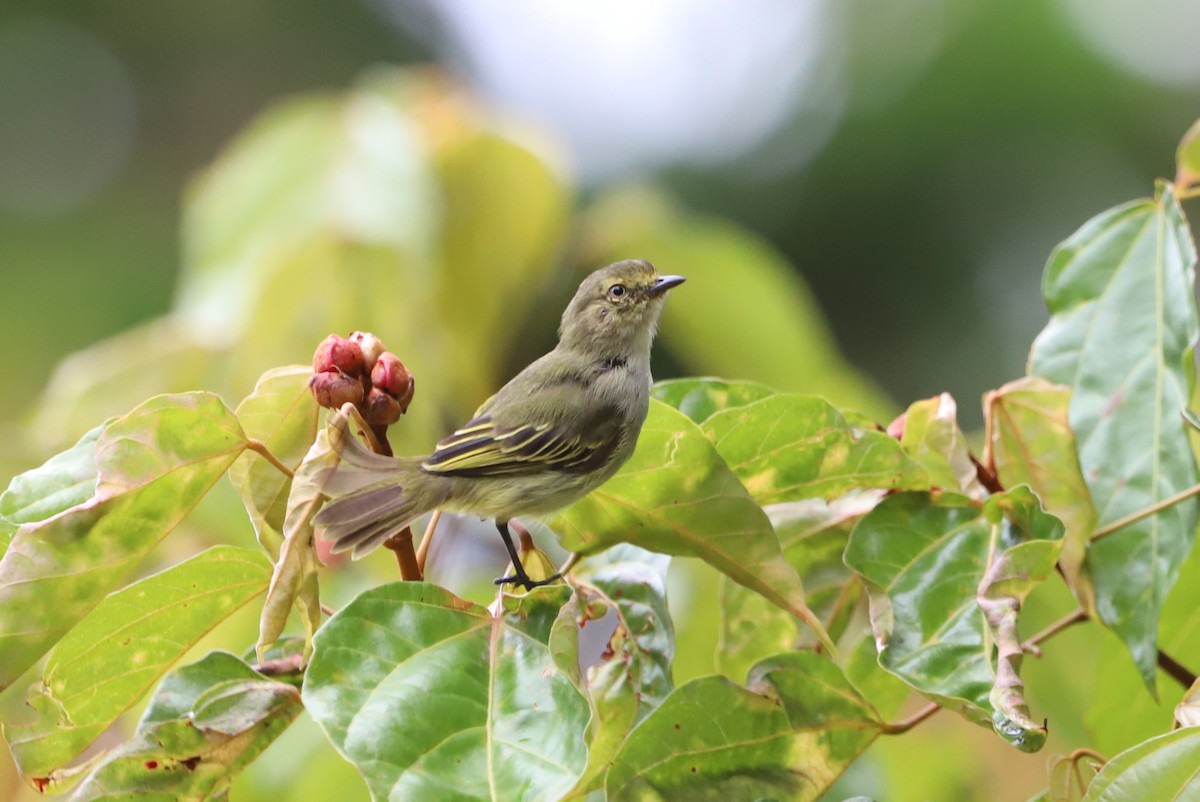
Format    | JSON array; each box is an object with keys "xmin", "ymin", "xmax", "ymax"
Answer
[{"xmin": 493, "ymin": 571, "xmax": 563, "ymax": 591}]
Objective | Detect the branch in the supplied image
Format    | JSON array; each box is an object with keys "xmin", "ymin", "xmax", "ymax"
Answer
[
  {"xmin": 881, "ymin": 702, "xmax": 940, "ymax": 735},
  {"xmin": 383, "ymin": 527, "xmax": 423, "ymax": 581},
  {"xmin": 1091, "ymin": 481, "xmax": 1200, "ymax": 542},
  {"xmin": 245, "ymin": 438, "xmax": 294, "ymax": 478},
  {"xmin": 1159, "ymin": 649, "xmax": 1198, "ymax": 689},
  {"xmin": 1021, "ymin": 609, "xmax": 1087, "ymax": 658}
]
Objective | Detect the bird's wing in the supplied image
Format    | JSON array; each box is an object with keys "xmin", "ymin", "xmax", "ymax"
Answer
[{"xmin": 421, "ymin": 412, "xmax": 619, "ymax": 477}]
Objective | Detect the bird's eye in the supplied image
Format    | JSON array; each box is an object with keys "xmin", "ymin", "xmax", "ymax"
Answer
[{"xmin": 608, "ymin": 284, "xmax": 626, "ymax": 299}]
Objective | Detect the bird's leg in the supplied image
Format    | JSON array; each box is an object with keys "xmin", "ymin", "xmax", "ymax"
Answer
[{"xmin": 492, "ymin": 520, "xmax": 561, "ymax": 591}]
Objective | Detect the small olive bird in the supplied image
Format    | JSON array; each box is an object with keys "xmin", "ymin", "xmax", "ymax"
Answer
[{"xmin": 315, "ymin": 259, "xmax": 685, "ymax": 589}]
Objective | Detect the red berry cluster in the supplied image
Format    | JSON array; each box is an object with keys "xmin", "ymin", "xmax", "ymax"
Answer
[{"xmin": 310, "ymin": 332, "xmax": 414, "ymax": 427}]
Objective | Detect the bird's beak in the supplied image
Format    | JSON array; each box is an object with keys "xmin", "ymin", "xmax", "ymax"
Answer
[{"xmin": 648, "ymin": 275, "xmax": 686, "ymax": 297}]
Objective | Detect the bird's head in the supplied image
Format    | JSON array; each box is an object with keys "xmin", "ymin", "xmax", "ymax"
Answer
[{"xmin": 558, "ymin": 260, "xmax": 686, "ymax": 357}]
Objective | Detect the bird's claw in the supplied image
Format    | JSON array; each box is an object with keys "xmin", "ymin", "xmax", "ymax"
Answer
[{"xmin": 493, "ymin": 572, "xmax": 563, "ymax": 591}]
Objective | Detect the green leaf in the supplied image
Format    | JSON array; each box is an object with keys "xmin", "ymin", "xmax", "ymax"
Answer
[
  {"xmin": 1082, "ymin": 728, "xmax": 1200, "ymax": 801},
  {"xmin": 701, "ymin": 394, "xmax": 928, "ymax": 505},
  {"xmin": 1176, "ymin": 118, "xmax": 1200, "ymax": 192},
  {"xmin": 28, "ymin": 318, "xmax": 218, "ymax": 453},
  {"xmin": 550, "ymin": 400, "xmax": 834, "ymax": 653},
  {"xmin": 985, "ymin": 377, "xmax": 1098, "ymax": 617},
  {"xmin": 567, "ymin": 545, "xmax": 674, "ymax": 797},
  {"xmin": 0, "ymin": 392, "xmax": 248, "ymax": 691},
  {"xmin": 66, "ymin": 652, "xmax": 302, "ymax": 802},
  {"xmin": 0, "ymin": 424, "xmax": 104, "ymax": 558},
  {"xmin": 1029, "ymin": 189, "xmax": 1199, "ymax": 690},
  {"xmin": 580, "ymin": 187, "xmax": 894, "ymax": 420},
  {"xmin": 844, "ymin": 488, "xmax": 1063, "ymax": 750},
  {"xmin": 4, "ymin": 546, "xmax": 271, "ymax": 781},
  {"xmin": 228, "ymin": 366, "xmax": 320, "ymax": 558},
  {"xmin": 651, "ymin": 377, "xmax": 776, "ymax": 424},
  {"xmin": 717, "ymin": 494, "xmax": 879, "ymax": 682},
  {"xmin": 302, "ymin": 582, "xmax": 590, "ymax": 802},
  {"xmin": 606, "ymin": 651, "xmax": 882, "ymax": 802},
  {"xmin": 898, "ymin": 393, "xmax": 983, "ymax": 497}
]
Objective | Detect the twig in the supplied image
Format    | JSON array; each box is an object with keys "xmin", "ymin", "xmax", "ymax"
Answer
[
  {"xmin": 415, "ymin": 510, "xmax": 442, "ymax": 574},
  {"xmin": 245, "ymin": 439, "xmax": 294, "ymax": 478},
  {"xmin": 321, "ymin": 603, "xmax": 336, "ymax": 617},
  {"xmin": 383, "ymin": 527, "xmax": 423, "ymax": 581},
  {"xmin": 1021, "ymin": 609, "xmax": 1088, "ymax": 657},
  {"xmin": 1092, "ymin": 481, "xmax": 1200, "ymax": 542},
  {"xmin": 881, "ymin": 702, "xmax": 941, "ymax": 735},
  {"xmin": 970, "ymin": 453, "xmax": 1005, "ymax": 495},
  {"xmin": 1159, "ymin": 649, "xmax": 1198, "ymax": 690}
]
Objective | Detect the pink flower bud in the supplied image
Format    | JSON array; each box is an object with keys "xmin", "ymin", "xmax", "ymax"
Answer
[
  {"xmin": 371, "ymin": 352, "xmax": 415, "ymax": 413},
  {"xmin": 886, "ymin": 413, "xmax": 907, "ymax": 440},
  {"xmin": 362, "ymin": 386, "xmax": 403, "ymax": 427},
  {"xmin": 312, "ymin": 334, "xmax": 365, "ymax": 376},
  {"xmin": 310, "ymin": 373, "xmax": 365, "ymax": 409},
  {"xmin": 350, "ymin": 331, "xmax": 386, "ymax": 371}
]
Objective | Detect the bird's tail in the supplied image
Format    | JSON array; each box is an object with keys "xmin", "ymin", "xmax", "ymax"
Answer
[{"xmin": 312, "ymin": 433, "xmax": 447, "ymax": 558}]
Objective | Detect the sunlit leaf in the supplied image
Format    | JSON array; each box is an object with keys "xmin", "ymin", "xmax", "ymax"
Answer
[
  {"xmin": 567, "ymin": 545, "xmax": 674, "ymax": 797},
  {"xmin": 651, "ymin": 377, "xmax": 775, "ymax": 424},
  {"xmin": 606, "ymin": 651, "xmax": 882, "ymax": 802},
  {"xmin": 431, "ymin": 102, "xmax": 570, "ymax": 403},
  {"xmin": 844, "ymin": 488, "xmax": 1063, "ymax": 750},
  {"xmin": 228, "ymin": 366, "xmax": 320, "ymax": 558},
  {"xmin": 717, "ymin": 494, "xmax": 879, "ymax": 682},
  {"xmin": 28, "ymin": 318, "xmax": 218, "ymax": 453},
  {"xmin": 1029, "ymin": 188, "xmax": 1199, "ymax": 690},
  {"xmin": 701, "ymin": 394, "xmax": 928, "ymax": 505},
  {"xmin": 0, "ymin": 392, "xmax": 248, "ymax": 690},
  {"xmin": 899, "ymin": 393, "xmax": 983, "ymax": 497},
  {"xmin": 1081, "ymin": 728, "xmax": 1200, "ymax": 801},
  {"xmin": 580, "ymin": 187, "xmax": 894, "ymax": 420},
  {"xmin": 5, "ymin": 546, "xmax": 272, "ymax": 781},
  {"xmin": 66, "ymin": 652, "xmax": 301, "ymax": 802},
  {"xmin": 0, "ymin": 424, "xmax": 104, "ymax": 558},
  {"xmin": 1176, "ymin": 118, "xmax": 1200, "ymax": 192},
  {"xmin": 302, "ymin": 582, "xmax": 589, "ymax": 802},
  {"xmin": 551, "ymin": 400, "xmax": 833, "ymax": 653},
  {"xmin": 985, "ymin": 377, "xmax": 1098, "ymax": 617}
]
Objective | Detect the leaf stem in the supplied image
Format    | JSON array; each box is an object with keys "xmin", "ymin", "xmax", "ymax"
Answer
[
  {"xmin": 383, "ymin": 527, "xmax": 423, "ymax": 581},
  {"xmin": 246, "ymin": 438, "xmax": 295, "ymax": 478},
  {"xmin": 1091, "ymin": 481, "xmax": 1200, "ymax": 542},
  {"xmin": 252, "ymin": 653, "xmax": 306, "ymax": 676},
  {"xmin": 415, "ymin": 510, "xmax": 442, "ymax": 574},
  {"xmin": 1175, "ymin": 185, "xmax": 1200, "ymax": 202},
  {"xmin": 1021, "ymin": 609, "xmax": 1088, "ymax": 657},
  {"xmin": 321, "ymin": 603, "xmax": 336, "ymax": 617},
  {"xmin": 881, "ymin": 701, "xmax": 941, "ymax": 735},
  {"xmin": 1159, "ymin": 649, "xmax": 1198, "ymax": 689}
]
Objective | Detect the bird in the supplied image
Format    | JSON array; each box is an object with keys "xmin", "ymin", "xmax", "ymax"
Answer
[{"xmin": 314, "ymin": 259, "xmax": 686, "ymax": 590}]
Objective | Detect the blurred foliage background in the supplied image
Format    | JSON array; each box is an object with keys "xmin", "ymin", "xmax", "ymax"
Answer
[{"xmin": 2, "ymin": 1, "xmax": 1199, "ymax": 800}]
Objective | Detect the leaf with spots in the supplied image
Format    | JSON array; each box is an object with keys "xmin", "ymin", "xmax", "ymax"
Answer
[
  {"xmin": 228, "ymin": 366, "xmax": 320, "ymax": 559},
  {"xmin": 550, "ymin": 400, "xmax": 835, "ymax": 654},
  {"xmin": 717, "ymin": 494, "xmax": 880, "ymax": 683},
  {"xmin": 0, "ymin": 392, "xmax": 250, "ymax": 691},
  {"xmin": 898, "ymin": 393, "xmax": 984, "ymax": 497},
  {"xmin": 1029, "ymin": 187, "xmax": 1199, "ymax": 691},
  {"xmin": 3, "ymin": 546, "xmax": 272, "ymax": 783},
  {"xmin": 66, "ymin": 652, "xmax": 301, "ymax": 802},
  {"xmin": 985, "ymin": 377, "xmax": 1099, "ymax": 617},
  {"xmin": 844, "ymin": 488, "xmax": 1063, "ymax": 751},
  {"xmin": 606, "ymin": 651, "xmax": 883, "ymax": 802},
  {"xmin": 302, "ymin": 582, "xmax": 591, "ymax": 802},
  {"xmin": 651, "ymin": 377, "xmax": 775, "ymax": 424},
  {"xmin": 566, "ymin": 545, "xmax": 674, "ymax": 798},
  {"xmin": 700, "ymin": 394, "xmax": 928, "ymax": 505}
]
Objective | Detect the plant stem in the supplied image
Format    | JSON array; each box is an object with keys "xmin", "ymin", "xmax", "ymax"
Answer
[
  {"xmin": 383, "ymin": 527, "xmax": 423, "ymax": 581},
  {"xmin": 415, "ymin": 510, "xmax": 442, "ymax": 574},
  {"xmin": 1159, "ymin": 649, "xmax": 1198, "ymax": 689},
  {"xmin": 1021, "ymin": 609, "xmax": 1087, "ymax": 657},
  {"xmin": 881, "ymin": 702, "xmax": 941, "ymax": 735},
  {"xmin": 1091, "ymin": 481, "xmax": 1200, "ymax": 542},
  {"xmin": 245, "ymin": 439, "xmax": 294, "ymax": 478},
  {"xmin": 252, "ymin": 653, "xmax": 306, "ymax": 676},
  {"xmin": 1176, "ymin": 185, "xmax": 1200, "ymax": 202},
  {"xmin": 320, "ymin": 603, "xmax": 336, "ymax": 617}
]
